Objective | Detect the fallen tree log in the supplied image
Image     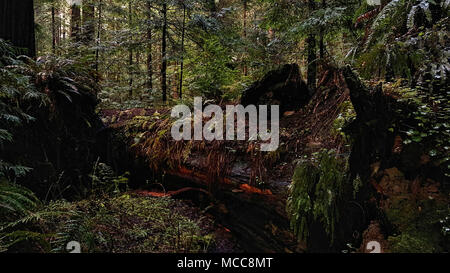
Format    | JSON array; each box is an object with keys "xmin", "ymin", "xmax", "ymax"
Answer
[
  {"xmin": 96, "ymin": 123, "xmax": 300, "ymax": 252},
  {"xmin": 166, "ymin": 166, "xmax": 298, "ymax": 253}
]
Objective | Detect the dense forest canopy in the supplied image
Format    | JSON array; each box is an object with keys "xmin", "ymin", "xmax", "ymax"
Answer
[{"xmin": 0, "ymin": 0, "xmax": 449, "ymax": 254}]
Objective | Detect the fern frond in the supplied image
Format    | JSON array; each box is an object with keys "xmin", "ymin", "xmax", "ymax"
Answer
[
  {"xmin": 0, "ymin": 113, "xmax": 21, "ymax": 124},
  {"xmin": 0, "ymin": 230, "xmax": 51, "ymax": 252},
  {"xmin": 0, "ymin": 209, "xmax": 77, "ymax": 232},
  {"xmin": 0, "ymin": 129, "xmax": 13, "ymax": 143},
  {"xmin": 0, "ymin": 161, "xmax": 33, "ymax": 178},
  {"xmin": 0, "ymin": 182, "xmax": 40, "ymax": 216},
  {"xmin": 365, "ymin": 0, "xmax": 404, "ymax": 50}
]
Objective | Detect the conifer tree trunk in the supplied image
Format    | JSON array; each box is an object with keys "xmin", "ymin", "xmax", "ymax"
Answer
[
  {"xmin": 319, "ymin": 0, "xmax": 326, "ymax": 59},
  {"xmin": 161, "ymin": 2, "xmax": 168, "ymax": 102},
  {"xmin": 128, "ymin": 1, "xmax": 133, "ymax": 98},
  {"xmin": 57, "ymin": 4, "xmax": 61, "ymax": 47},
  {"xmin": 0, "ymin": 0, "xmax": 36, "ymax": 57},
  {"xmin": 147, "ymin": 1, "xmax": 153, "ymax": 92},
  {"xmin": 70, "ymin": 2, "xmax": 81, "ymax": 41},
  {"xmin": 307, "ymin": 0, "xmax": 317, "ymax": 94},
  {"xmin": 95, "ymin": 0, "xmax": 103, "ymax": 81},
  {"xmin": 179, "ymin": 3, "xmax": 186, "ymax": 99},
  {"xmin": 243, "ymin": 0, "xmax": 248, "ymax": 76},
  {"xmin": 52, "ymin": 2, "xmax": 56, "ymax": 54},
  {"xmin": 62, "ymin": 7, "xmax": 66, "ymax": 42},
  {"xmin": 82, "ymin": 0, "xmax": 95, "ymax": 44}
]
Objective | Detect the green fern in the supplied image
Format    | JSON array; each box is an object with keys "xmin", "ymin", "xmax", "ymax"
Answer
[
  {"xmin": 286, "ymin": 150, "xmax": 350, "ymax": 245},
  {"xmin": 0, "ymin": 181, "xmax": 40, "ymax": 217},
  {"xmin": 365, "ymin": 0, "xmax": 405, "ymax": 50},
  {"xmin": 286, "ymin": 162, "xmax": 318, "ymax": 243},
  {"xmin": 0, "ymin": 230, "xmax": 51, "ymax": 252}
]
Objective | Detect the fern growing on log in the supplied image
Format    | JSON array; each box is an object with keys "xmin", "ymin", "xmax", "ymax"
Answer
[{"xmin": 286, "ymin": 150, "xmax": 350, "ymax": 245}]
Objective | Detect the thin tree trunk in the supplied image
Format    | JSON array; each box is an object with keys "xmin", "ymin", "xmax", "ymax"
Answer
[
  {"xmin": 307, "ymin": 0, "xmax": 317, "ymax": 94},
  {"xmin": 179, "ymin": 3, "xmax": 186, "ymax": 100},
  {"xmin": 129, "ymin": 48, "xmax": 133, "ymax": 97},
  {"xmin": 52, "ymin": 2, "xmax": 56, "ymax": 54},
  {"xmin": 243, "ymin": 0, "xmax": 248, "ymax": 76},
  {"xmin": 57, "ymin": 4, "xmax": 61, "ymax": 47},
  {"xmin": 128, "ymin": 1, "xmax": 133, "ymax": 98},
  {"xmin": 62, "ymin": 8, "xmax": 66, "ymax": 42},
  {"xmin": 147, "ymin": 1, "xmax": 153, "ymax": 92},
  {"xmin": 319, "ymin": 0, "xmax": 326, "ymax": 59},
  {"xmin": 174, "ymin": 60, "xmax": 179, "ymax": 97},
  {"xmin": 95, "ymin": 0, "xmax": 102, "ymax": 82},
  {"xmin": 161, "ymin": 3, "xmax": 167, "ymax": 102}
]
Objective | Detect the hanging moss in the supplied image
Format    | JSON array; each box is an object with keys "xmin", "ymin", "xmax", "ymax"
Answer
[
  {"xmin": 286, "ymin": 150, "xmax": 351, "ymax": 245},
  {"xmin": 286, "ymin": 162, "xmax": 318, "ymax": 243}
]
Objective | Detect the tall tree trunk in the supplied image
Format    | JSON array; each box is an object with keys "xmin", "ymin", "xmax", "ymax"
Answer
[
  {"xmin": 0, "ymin": 0, "xmax": 36, "ymax": 57},
  {"xmin": 63, "ymin": 7, "xmax": 66, "ymax": 42},
  {"xmin": 95, "ymin": 0, "xmax": 103, "ymax": 82},
  {"xmin": 82, "ymin": 0, "xmax": 95, "ymax": 44},
  {"xmin": 57, "ymin": 4, "xmax": 61, "ymax": 47},
  {"xmin": 307, "ymin": 0, "xmax": 317, "ymax": 94},
  {"xmin": 55, "ymin": 2, "xmax": 61, "ymax": 48},
  {"xmin": 147, "ymin": 1, "xmax": 153, "ymax": 92},
  {"xmin": 179, "ymin": 3, "xmax": 186, "ymax": 99},
  {"xmin": 128, "ymin": 1, "xmax": 133, "ymax": 98},
  {"xmin": 319, "ymin": 0, "xmax": 326, "ymax": 59},
  {"xmin": 243, "ymin": 0, "xmax": 248, "ymax": 76},
  {"xmin": 52, "ymin": 2, "xmax": 56, "ymax": 54},
  {"xmin": 70, "ymin": 2, "xmax": 81, "ymax": 41},
  {"xmin": 161, "ymin": 3, "xmax": 167, "ymax": 102}
]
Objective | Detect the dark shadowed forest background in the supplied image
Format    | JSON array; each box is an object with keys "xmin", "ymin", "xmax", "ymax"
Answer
[{"xmin": 0, "ymin": 0, "xmax": 449, "ymax": 253}]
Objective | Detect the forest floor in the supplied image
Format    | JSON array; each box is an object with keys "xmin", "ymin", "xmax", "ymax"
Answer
[{"xmin": 11, "ymin": 192, "xmax": 239, "ymax": 253}]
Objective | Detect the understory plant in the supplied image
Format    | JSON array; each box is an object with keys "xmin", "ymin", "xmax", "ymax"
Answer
[{"xmin": 286, "ymin": 150, "xmax": 351, "ymax": 245}]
